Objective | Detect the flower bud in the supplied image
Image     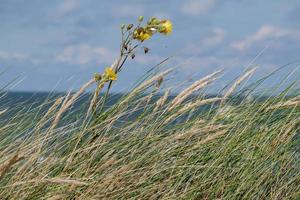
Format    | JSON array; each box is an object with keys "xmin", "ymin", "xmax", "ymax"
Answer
[
  {"xmin": 138, "ymin": 16, "xmax": 144, "ymax": 22},
  {"xmin": 150, "ymin": 17, "xmax": 157, "ymax": 22},
  {"xmin": 149, "ymin": 17, "xmax": 160, "ymax": 25},
  {"xmin": 94, "ymin": 73, "xmax": 102, "ymax": 82},
  {"xmin": 127, "ymin": 24, "xmax": 133, "ymax": 30},
  {"xmin": 157, "ymin": 25, "xmax": 165, "ymax": 33}
]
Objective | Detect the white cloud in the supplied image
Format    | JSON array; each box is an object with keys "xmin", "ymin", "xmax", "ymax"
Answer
[
  {"xmin": 0, "ymin": 50, "xmax": 28, "ymax": 60},
  {"xmin": 181, "ymin": 0, "xmax": 216, "ymax": 16},
  {"xmin": 56, "ymin": 0, "xmax": 80, "ymax": 17},
  {"xmin": 111, "ymin": 5, "xmax": 144, "ymax": 18},
  {"xmin": 202, "ymin": 28, "xmax": 226, "ymax": 47},
  {"xmin": 56, "ymin": 44, "xmax": 166, "ymax": 67},
  {"xmin": 57, "ymin": 44, "xmax": 117, "ymax": 66},
  {"xmin": 182, "ymin": 28, "xmax": 226, "ymax": 55},
  {"xmin": 231, "ymin": 25, "xmax": 300, "ymax": 51}
]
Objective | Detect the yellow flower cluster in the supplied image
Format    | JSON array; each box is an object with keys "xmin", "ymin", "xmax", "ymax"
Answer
[
  {"xmin": 133, "ymin": 17, "xmax": 173, "ymax": 42},
  {"xmin": 104, "ymin": 67, "xmax": 117, "ymax": 81},
  {"xmin": 159, "ymin": 20, "xmax": 173, "ymax": 35},
  {"xmin": 94, "ymin": 17, "xmax": 173, "ymax": 84},
  {"xmin": 94, "ymin": 67, "xmax": 117, "ymax": 82},
  {"xmin": 91, "ymin": 16, "xmax": 174, "ymax": 115},
  {"xmin": 133, "ymin": 27, "xmax": 152, "ymax": 41}
]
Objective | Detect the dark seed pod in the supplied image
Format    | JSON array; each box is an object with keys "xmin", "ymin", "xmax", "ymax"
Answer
[
  {"xmin": 127, "ymin": 24, "xmax": 133, "ymax": 30},
  {"xmin": 143, "ymin": 47, "xmax": 149, "ymax": 54}
]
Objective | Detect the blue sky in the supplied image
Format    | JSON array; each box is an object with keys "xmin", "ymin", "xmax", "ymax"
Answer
[{"xmin": 1, "ymin": 0, "xmax": 300, "ymax": 92}]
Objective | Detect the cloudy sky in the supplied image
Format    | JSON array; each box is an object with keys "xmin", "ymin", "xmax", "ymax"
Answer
[{"xmin": 1, "ymin": 0, "xmax": 300, "ymax": 92}]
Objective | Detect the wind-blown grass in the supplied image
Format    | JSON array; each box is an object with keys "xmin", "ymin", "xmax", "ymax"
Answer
[{"xmin": 0, "ymin": 67, "xmax": 299, "ymax": 200}]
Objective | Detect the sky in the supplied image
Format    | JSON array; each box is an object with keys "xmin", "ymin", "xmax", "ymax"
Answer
[{"xmin": 0, "ymin": 0, "xmax": 300, "ymax": 92}]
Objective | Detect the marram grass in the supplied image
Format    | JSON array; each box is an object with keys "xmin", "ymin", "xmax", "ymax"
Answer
[{"xmin": 0, "ymin": 67, "xmax": 300, "ymax": 200}]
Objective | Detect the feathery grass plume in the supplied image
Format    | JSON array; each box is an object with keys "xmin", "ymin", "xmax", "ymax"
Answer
[
  {"xmin": 35, "ymin": 97, "xmax": 64, "ymax": 131},
  {"xmin": 153, "ymin": 88, "xmax": 170, "ymax": 112},
  {"xmin": 168, "ymin": 70, "xmax": 223, "ymax": 111},
  {"xmin": 177, "ymin": 97, "xmax": 222, "ymax": 114},
  {"xmin": 134, "ymin": 69, "xmax": 172, "ymax": 93},
  {"xmin": 194, "ymin": 129, "xmax": 227, "ymax": 147},
  {"xmin": 282, "ymin": 119, "xmax": 299, "ymax": 139},
  {"xmin": 266, "ymin": 95, "xmax": 300, "ymax": 110},
  {"xmin": 165, "ymin": 97, "xmax": 222, "ymax": 124},
  {"xmin": 24, "ymin": 97, "xmax": 65, "ymax": 165},
  {"xmin": 41, "ymin": 178, "xmax": 89, "ymax": 186},
  {"xmin": 175, "ymin": 124, "xmax": 228, "ymax": 144},
  {"xmin": 221, "ymin": 67, "xmax": 257, "ymax": 105},
  {"xmin": 50, "ymin": 79, "xmax": 95, "ymax": 131},
  {"xmin": 0, "ymin": 151, "xmax": 24, "ymax": 180},
  {"xmin": 86, "ymin": 82, "xmax": 105, "ymax": 120},
  {"xmin": 131, "ymin": 77, "xmax": 163, "ymax": 113},
  {"xmin": 174, "ymin": 120, "xmax": 207, "ymax": 141},
  {"xmin": 131, "ymin": 93, "xmax": 154, "ymax": 114},
  {"xmin": 120, "ymin": 69, "xmax": 173, "ymax": 107}
]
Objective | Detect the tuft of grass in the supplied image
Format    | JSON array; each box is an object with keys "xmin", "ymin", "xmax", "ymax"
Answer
[{"xmin": 0, "ymin": 66, "xmax": 299, "ymax": 199}]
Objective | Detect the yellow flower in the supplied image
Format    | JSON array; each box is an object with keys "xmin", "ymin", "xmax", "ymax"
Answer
[
  {"xmin": 133, "ymin": 27, "xmax": 152, "ymax": 41},
  {"xmin": 104, "ymin": 67, "xmax": 117, "ymax": 81},
  {"xmin": 159, "ymin": 20, "xmax": 173, "ymax": 35}
]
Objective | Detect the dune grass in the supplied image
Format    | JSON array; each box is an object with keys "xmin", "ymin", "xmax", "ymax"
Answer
[{"xmin": 0, "ymin": 66, "xmax": 299, "ymax": 200}]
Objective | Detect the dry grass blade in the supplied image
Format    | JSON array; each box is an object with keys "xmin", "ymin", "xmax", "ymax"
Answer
[
  {"xmin": 0, "ymin": 109, "xmax": 7, "ymax": 116},
  {"xmin": 42, "ymin": 178, "xmax": 89, "ymax": 186},
  {"xmin": 86, "ymin": 82, "xmax": 105, "ymax": 120},
  {"xmin": 35, "ymin": 97, "xmax": 64, "ymax": 131},
  {"xmin": 135, "ymin": 69, "xmax": 173, "ymax": 92},
  {"xmin": 0, "ymin": 123, "xmax": 16, "ymax": 133},
  {"xmin": 194, "ymin": 129, "xmax": 227, "ymax": 147},
  {"xmin": 111, "ymin": 56, "xmax": 122, "ymax": 71},
  {"xmin": 50, "ymin": 79, "xmax": 95, "ymax": 131},
  {"xmin": 168, "ymin": 70, "xmax": 222, "ymax": 111},
  {"xmin": 47, "ymin": 195, "xmax": 68, "ymax": 200},
  {"xmin": 266, "ymin": 95, "xmax": 300, "ymax": 111},
  {"xmin": 9, "ymin": 178, "xmax": 89, "ymax": 187},
  {"xmin": 177, "ymin": 97, "xmax": 222, "ymax": 114},
  {"xmin": 165, "ymin": 97, "xmax": 221, "ymax": 124},
  {"xmin": 121, "ymin": 69, "xmax": 173, "ymax": 105},
  {"xmin": 154, "ymin": 89, "xmax": 170, "ymax": 112},
  {"xmin": 0, "ymin": 151, "xmax": 24, "ymax": 180},
  {"xmin": 221, "ymin": 67, "xmax": 257, "ymax": 105}
]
